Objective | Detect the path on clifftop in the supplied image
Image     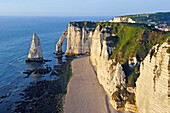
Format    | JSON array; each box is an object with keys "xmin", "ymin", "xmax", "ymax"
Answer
[{"xmin": 64, "ymin": 56, "xmax": 123, "ymax": 113}]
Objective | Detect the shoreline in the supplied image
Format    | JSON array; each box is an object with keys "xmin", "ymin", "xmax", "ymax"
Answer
[
  {"xmin": 64, "ymin": 56, "xmax": 119, "ymax": 113},
  {"xmin": 12, "ymin": 55, "xmax": 76, "ymax": 113}
]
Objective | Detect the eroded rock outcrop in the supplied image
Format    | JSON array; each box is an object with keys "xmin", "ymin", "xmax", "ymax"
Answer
[
  {"xmin": 26, "ymin": 33, "xmax": 43, "ymax": 62},
  {"xmin": 66, "ymin": 23, "xmax": 94, "ymax": 55},
  {"xmin": 55, "ymin": 29, "xmax": 68, "ymax": 54},
  {"xmin": 55, "ymin": 23, "xmax": 94, "ymax": 55},
  {"xmin": 136, "ymin": 41, "xmax": 170, "ymax": 113}
]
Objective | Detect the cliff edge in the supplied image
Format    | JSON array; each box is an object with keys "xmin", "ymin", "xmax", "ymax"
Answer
[
  {"xmin": 136, "ymin": 40, "xmax": 170, "ymax": 113},
  {"xmin": 109, "ymin": 17, "xmax": 135, "ymax": 23},
  {"xmin": 56, "ymin": 21, "xmax": 170, "ymax": 112}
]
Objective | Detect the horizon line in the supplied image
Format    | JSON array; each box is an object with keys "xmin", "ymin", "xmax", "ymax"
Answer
[{"xmin": 0, "ymin": 11, "xmax": 169, "ymax": 17}]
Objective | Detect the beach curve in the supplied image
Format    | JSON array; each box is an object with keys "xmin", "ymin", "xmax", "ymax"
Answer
[{"xmin": 64, "ymin": 56, "xmax": 118, "ymax": 113}]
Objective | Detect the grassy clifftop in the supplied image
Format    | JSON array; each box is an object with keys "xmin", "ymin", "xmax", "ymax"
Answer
[
  {"xmin": 70, "ymin": 21, "xmax": 170, "ymax": 64},
  {"xmin": 106, "ymin": 23, "xmax": 170, "ymax": 63},
  {"xmin": 70, "ymin": 21, "xmax": 170, "ymax": 88},
  {"xmin": 99, "ymin": 22, "xmax": 169, "ymax": 89},
  {"xmin": 126, "ymin": 12, "xmax": 170, "ymax": 25},
  {"xmin": 70, "ymin": 21, "xmax": 96, "ymax": 29},
  {"xmin": 70, "ymin": 21, "xmax": 170, "ymax": 105}
]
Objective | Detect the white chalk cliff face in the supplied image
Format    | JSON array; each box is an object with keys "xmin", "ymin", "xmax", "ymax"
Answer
[
  {"xmin": 56, "ymin": 22, "xmax": 170, "ymax": 112},
  {"xmin": 56, "ymin": 23, "xmax": 127, "ymax": 110},
  {"xmin": 90, "ymin": 25, "xmax": 126, "ymax": 109},
  {"xmin": 109, "ymin": 17, "xmax": 136, "ymax": 23},
  {"xmin": 26, "ymin": 33, "xmax": 43, "ymax": 62},
  {"xmin": 90, "ymin": 25, "xmax": 126, "ymax": 95},
  {"xmin": 56, "ymin": 24, "xmax": 126, "ymax": 107},
  {"xmin": 66, "ymin": 23, "xmax": 93, "ymax": 55},
  {"xmin": 136, "ymin": 41, "xmax": 170, "ymax": 113},
  {"xmin": 55, "ymin": 23, "xmax": 93, "ymax": 55},
  {"xmin": 56, "ymin": 29, "xmax": 68, "ymax": 54}
]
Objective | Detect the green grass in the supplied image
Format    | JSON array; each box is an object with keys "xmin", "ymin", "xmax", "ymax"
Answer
[
  {"xmin": 71, "ymin": 21, "xmax": 170, "ymax": 64},
  {"xmin": 110, "ymin": 25, "xmax": 170, "ymax": 63},
  {"xmin": 70, "ymin": 21, "xmax": 170, "ymax": 90},
  {"xmin": 127, "ymin": 73, "xmax": 140, "ymax": 87},
  {"xmin": 110, "ymin": 24, "xmax": 144, "ymax": 62},
  {"xmin": 62, "ymin": 56, "xmax": 77, "ymax": 94},
  {"xmin": 126, "ymin": 12, "xmax": 170, "ymax": 25},
  {"xmin": 128, "ymin": 93, "xmax": 135, "ymax": 105},
  {"xmin": 70, "ymin": 21, "xmax": 96, "ymax": 29}
]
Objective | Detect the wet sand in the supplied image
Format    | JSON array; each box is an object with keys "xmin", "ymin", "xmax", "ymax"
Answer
[{"xmin": 64, "ymin": 56, "xmax": 118, "ymax": 113}]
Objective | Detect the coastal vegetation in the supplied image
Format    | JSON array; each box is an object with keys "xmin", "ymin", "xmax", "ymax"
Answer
[
  {"xmin": 63, "ymin": 56, "xmax": 77, "ymax": 94},
  {"xmin": 167, "ymin": 47, "xmax": 170, "ymax": 53},
  {"xmin": 126, "ymin": 12, "xmax": 170, "ymax": 25},
  {"xmin": 71, "ymin": 21, "xmax": 170, "ymax": 63},
  {"xmin": 70, "ymin": 21, "xmax": 96, "ymax": 29},
  {"xmin": 70, "ymin": 21, "xmax": 170, "ymax": 90},
  {"xmin": 128, "ymin": 93, "xmax": 135, "ymax": 105},
  {"xmin": 112, "ymin": 85, "xmax": 136, "ymax": 106},
  {"xmin": 57, "ymin": 12, "xmax": 170, "ymax": 112},
  {"xmin": 107, "ymin": 23, "xmax": 169, "ymax": 63}
]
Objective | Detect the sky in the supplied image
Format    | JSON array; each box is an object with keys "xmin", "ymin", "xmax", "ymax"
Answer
[{"xmin": 0, "ymin": 0, "xmax": 169, "ymax": 16}]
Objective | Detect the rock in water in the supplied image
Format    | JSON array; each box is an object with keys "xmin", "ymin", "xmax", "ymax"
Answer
[
  {"xmin": 55, "ymin": 29, "xmax": 68, "ymax": 54},
  {"xmin": 26, "ymin": 33, "xmax": 43, "ymax": 62}
]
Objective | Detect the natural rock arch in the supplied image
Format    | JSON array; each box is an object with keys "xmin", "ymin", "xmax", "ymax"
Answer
[{"xmin": 55, "ymin": 29, "xmax": 68, "ymax": 54}]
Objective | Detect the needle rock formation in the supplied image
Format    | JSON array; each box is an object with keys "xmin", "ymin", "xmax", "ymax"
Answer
[{"xmin": 26, "ymin": 33, "xmax": 43, "ymax": 62}]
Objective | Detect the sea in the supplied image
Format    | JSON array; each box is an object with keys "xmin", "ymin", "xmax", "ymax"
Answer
[{"xmin": 0, "ymin": 16, "xmax": 113, "ymax": 112}]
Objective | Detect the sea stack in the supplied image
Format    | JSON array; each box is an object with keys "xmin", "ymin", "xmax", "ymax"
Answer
[{"xmin": 26, "ymin": 33, "xmax": 43, "ymax": 62}]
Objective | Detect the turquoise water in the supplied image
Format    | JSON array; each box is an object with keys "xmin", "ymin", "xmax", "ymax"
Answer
[{"xmin": 0, "ymin": 16, "xmax": 113, "ymax": 112}]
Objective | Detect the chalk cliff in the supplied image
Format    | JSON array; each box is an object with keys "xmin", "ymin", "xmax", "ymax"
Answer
[
  {"xmin": 109, "ymin": 17, "xmax": 136, "ymax": 23},
  {"xmin": 26, "ymin": 33, "xmax": 43, "ymax": 62},
  {"xmin": 56, "ymin": 21, "xmax": 170, "ymax": 112},
  {"xmin": 66, "ymin": 23, "xmax": 94, "ymax": 55},
  {"xmin": 55, "ymin": 22, "xmax": 94, "ymax": 55},
  {"xmin": 56, "ymin": 23, "xmax": 127, "ymax": 109},
  {"xmin": 136, "ymin": 41, "xmax": 170, "ymax": 113},
  {"xmin": 90, "ymin": 25, "xmax": 126, "ymax": 95},
  {"xmin": 55, "ymin": 29, "xmax": 68, "ymax": 54}
]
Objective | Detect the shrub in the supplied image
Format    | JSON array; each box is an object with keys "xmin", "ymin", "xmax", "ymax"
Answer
[
  {"xmin": 106, "ymin": 35, "xmax": 119, "ymax": 47},
  {"xmin": 150, "ymin": 49, "xmax": 155, "ymax": 60},
  {"xmin": 167, "ymin": 47, "xmax": 170, "ymax": 53},
  {"xmin": 134, "ymin": 65, "xmax": 140, "ymax": 74},
  {"xmin": 128, "ymin": 93, "xmax": 135, "ymax": 105},
  {"xmin": 127, "ymin": 72, "xmax": 140, "ymax": 88},
  {"xmin": 120, "ymin": 88, "xmax": 129, "ymax": 97},
  {"xmin": 167, "ymin": 38, "xmax": 170, "ymax": 45},
  {"xmin": 112, "ymin": 91, "xmax": 122, "ymax": 102},
  {"xmin": 122, "ymin": 61, "xmax": 134, "ymax": 83}
]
